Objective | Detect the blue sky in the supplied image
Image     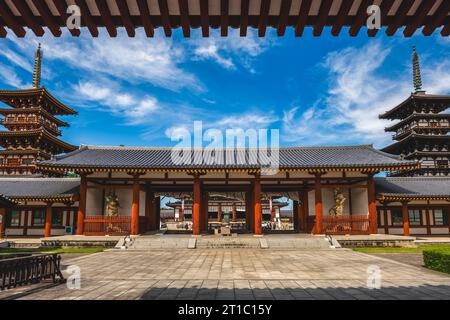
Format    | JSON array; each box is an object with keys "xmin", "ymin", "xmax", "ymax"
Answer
[{"xmin": 0, "ymin": 27, "xmax": 449, "ymax": 149}]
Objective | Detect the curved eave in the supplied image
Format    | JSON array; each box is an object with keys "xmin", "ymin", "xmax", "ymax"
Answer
[
  {"xmin": 379, "ymin": 94, "xmax": 450, "ymax": 120},
  {"xmin": 377, "ymin": 195, "xmax": 450, "ymax": 202},
  {"xmin": 381, "ymin": 133, "xmax": 450, "ymax": 153},
  {"xmin": 0, "ymin": 88, "xmax": 78, "ymax": 116},
  {"xmin": 0, "ymin": 129, "xmax": 78, "ymax": 152},
  {"xmin": 10, "ymin": 194, "xmax": 78, "ymax": 204},
  {"xmin": 0, "ymin": 107, "xmax": 70, "ymax": 127},
  {"xmin": 384, "ymin": 113, "xmax": 450, "ymax": 132},
  {"xmin": 36, "ymin": 163, "xmax": 421, "ymax": 174}
]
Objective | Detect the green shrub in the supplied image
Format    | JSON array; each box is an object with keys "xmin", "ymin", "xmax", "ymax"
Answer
[{"xmin": 423, "ymin": 249, "xmax": 450, "ymax": 274}]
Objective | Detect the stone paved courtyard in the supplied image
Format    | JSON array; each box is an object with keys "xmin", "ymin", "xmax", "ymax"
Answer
[{"xmin": 1, "ymin": 248, "xmax": 450, "ymax": 300}]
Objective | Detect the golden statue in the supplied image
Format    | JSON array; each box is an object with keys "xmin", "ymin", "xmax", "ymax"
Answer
[
  {"xmin": 329, "ymin": 188, "xmax": 346, "ymax": 216},
  {"xmin": 105, "ymin": 192, "xmax": 120, "ymax": 216}
]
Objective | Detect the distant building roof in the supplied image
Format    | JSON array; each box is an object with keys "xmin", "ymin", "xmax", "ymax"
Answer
[
  {"xmin": 0, "ymin": 178, "xmax": 80, "ymax": 203},
  {"xmin": 375, "ymin": 177, "xmax": 450, "ymax": 201},
  {"xmin": 38, "ymin": 145, "xmax": 418, "ymax": 173}
]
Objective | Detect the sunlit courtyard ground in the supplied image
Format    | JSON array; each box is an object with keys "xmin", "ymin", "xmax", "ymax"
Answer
[{"xmin": 1, "ymin": 248, "xmax": 450, "ymax": 300}]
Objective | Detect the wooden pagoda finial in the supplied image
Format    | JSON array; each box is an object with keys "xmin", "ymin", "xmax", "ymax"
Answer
[
  {"xmin": 32, "ymin": 43, "xmax": 42, "ymax": 89},
  {"xmin": 412, "ymin": 46, "xmax": 424, "ymax": 94}
]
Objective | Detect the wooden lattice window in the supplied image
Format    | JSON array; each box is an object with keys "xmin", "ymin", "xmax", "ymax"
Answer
[
  {"xmin": 436, "ymin": 160, "xmax": 449, "ymax": 168},
  {"xmin": 6, "ymin": 158, "xmax": 20, "ymax": 166}
]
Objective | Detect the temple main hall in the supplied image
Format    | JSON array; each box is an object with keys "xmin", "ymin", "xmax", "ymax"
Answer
[{"xmin": 0, "ymin": 46, "xmax": 448, "ymax": 239}]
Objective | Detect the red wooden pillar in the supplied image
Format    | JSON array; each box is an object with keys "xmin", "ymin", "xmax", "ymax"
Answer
[
  {"xmin": 232, "ymin": 204, "xmax": 236, "ymax": 223},
  {"xmin": 367, "ymin": 174, "xmax": 378, "ymax": 234},
  {"xmin": 254, "ymin": 176, "xmax": 262, "ymax": 235},
  {"xmin": 217, "ymin": 203, "xmax": 222, "ymax": 222},
  {"xmin": 131, "ymin": 178, "xmax": 140, "ymax": 235},
  {"xmin": 44, "ymin": 203, "xmax": 53, "ymax": 238},
  {"xmin": 402, "ymin": 201, "xmax": 410, "ymax": 236},
  {"xmin": 313, "ymin": 175, "xmax": 323, "ymax": 234},
  {"xmin": 145, "ymin": 190, "xmax": 155, "ymax": 231},
  {"xmin": 192, "ymin": 176, "xmax": 201, "ymax": 235},
  {"xmin": 0, "ymin": 207, "xmax": 6, "ymax": 238},
  {"xmin": 77, "ymin": 174, "xmax": 87, "ymax": 235}
]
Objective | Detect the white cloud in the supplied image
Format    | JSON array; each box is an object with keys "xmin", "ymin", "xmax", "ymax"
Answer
[
  {"xmin": 282, "ymin": 41, "xmax": 450, "ymax": 147},
  {"xmin": 0, "ymin": 63, "xmax": 26, "ymax": 88},
  {"xmin": 7, "ymin": 30, "xmax": 203, "ymax": 92},
  {"xmin": 192, "ymin": 29, "xmax": 274, "ymax": 72},
  {"xmin": 75, "ymin": 81, "xmax": 159, "ymax": 125}
]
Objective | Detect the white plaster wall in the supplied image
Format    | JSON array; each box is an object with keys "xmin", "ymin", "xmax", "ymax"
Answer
[
  {"xmin": 308, "ymin": 190, "xmax": 315, "ymax": 216},
  {"xmin": 377, "ymin": 228, "xmax": 385, "ymax": 234},
  {"xmin": 27, "ymin": 229, "xmax": 45, "ymax": 236},
  {"xmin": 5, "ymin": 229, "xmax": 23, "ymax": 236},
  {"xmin": 351, "ymin": 188, "xmax": 368, "ymax": 214},
  {"xmin": 410, "ymin": 228, "xmax": 427, "ymax": 235},
  {"xmin": 389, "ymin": 228, "xmax": 404, "ymax": 235},
  {"xmin": 431, "ymin": 228, "xmax": 450, "ymax": 235},
  {"xmin": 86, "ymin": 188, "xmax": 104, "ymax": 215},
  {"xmin": 116, "ymin": 188, "xmax": 132, "ymax": 216}
]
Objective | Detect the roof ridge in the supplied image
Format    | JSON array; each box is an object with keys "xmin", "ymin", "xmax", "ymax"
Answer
[
  {"xmin": 81, "ymin": 144, "xmax": 375, "ymax": 151},
  {"xmin": 0, "ymin": 177, "xmax": 80, "ymax": 181}
]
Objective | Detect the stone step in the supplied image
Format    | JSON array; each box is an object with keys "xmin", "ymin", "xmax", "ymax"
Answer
[{"xmin": 123, "ymin": 235, "xmax": 333, "ymax": 250}]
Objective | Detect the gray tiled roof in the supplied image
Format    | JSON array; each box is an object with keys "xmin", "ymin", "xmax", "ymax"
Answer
[
  {"xmin": 375, "ymin": 177, "xmax": 450, "ymax": 197},
  {"xmin": 0, "ymin": 178, "xmax": 80, "ymax": 198},
  {"xmin": 38, "ymin": 145, "xmax": 417, "ymax": 170}
]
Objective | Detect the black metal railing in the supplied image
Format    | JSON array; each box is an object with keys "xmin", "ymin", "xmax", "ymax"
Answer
[{"xmin": 0, "ymin": 253, "xmax": 65, "ymax": 290}]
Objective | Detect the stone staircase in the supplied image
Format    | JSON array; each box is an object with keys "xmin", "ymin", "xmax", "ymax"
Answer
[{"xmin": 118, "ymin": 234, "xmax": 334, "ymax": 250}]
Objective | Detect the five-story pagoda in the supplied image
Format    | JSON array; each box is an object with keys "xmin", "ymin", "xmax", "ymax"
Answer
[
  {"xmin": 0, "ymin": 44, "xmax": 77, "ymax": 175},
  {"xmin": 380, "ymin": 47, "xmax": 450, "ymax": 177}
]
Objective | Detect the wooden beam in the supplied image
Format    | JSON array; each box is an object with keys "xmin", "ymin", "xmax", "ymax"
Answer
[
  {"xmin": 385, "ymin": 0, "xmax": 415, "ymax": 36},
  {"xmin": 75, "ymin": 0, "xmax": 99, "ymax": 36},
  {"xmin": 277, "ymin": 0, "xmax": 291, "ymax": 36},
  {"xmin": 178, "ymin": 0, "xmax": 190, "ymax": 37},
  {"xmin": 32, "ymin": 0, "xmax": 62, "ymax": 37},
  {"xmin": 403, "ymin": 0, "xmax": 437, "ymax": 37},
  {"xmin": 295, "ymin": 0, "xmax": 312, "ymax": 37},
  {"xmin": 200, "ymin": 0, "xmax": 209, "ymax": 37},
  {"xmin": 422, "ymin": 1, "xmax": 450, "ymax": 36},
  {"xmin": 258, "ymin": 0, "xmax": 271, "ymax": 37},
  {"xmin": 158, "ymin": 0, "xmax": 172, "ymax": 37},
  {"xmin": 116, "ymin": 0, "xmax": 135, "ymax": 37},
  {"xmin": 0, "ymin": 26, "xmax": 6, "ymax": 38},
  {"xmin": 240, "ymin": 0, "xmax": 249, "ymax": 36},
  {"xmin": 14, "ymin": 0, "xmax": 45, "ymax": 37},
  {"xmin": 220, "ymin": 0, "xmax": 229, "ymax": 37},
  {"xmin": 313, "ymin": 0, "xmax": 333, "ymax": 36},
  {"xmin": 349, "ymin": 0, "xmax": 374, "ymax": 37},
  {"xmin": 367, "ymin": 0, "xmax": 395, "ymax": 37},
  {"xmin": 0, "ymin": 2, "xmax": 26, "ymax": 37},
  {"xmin": 53, "ymin": 0, "xmax": 80, "ymax": 36},
  {"xmin": 136, "ymin": 0, "xmax": 154, "ymax": 37},
  {"xmin": 331, "ymin": 0, "xmax": 354, "ymax": 36},
  {"xmin": 95, "ymin": 0, "xmax": 117, "ymax": 37},
  {"xmin": 441, "ymin": 24, "xmax": 450, "ymax": 37}
]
